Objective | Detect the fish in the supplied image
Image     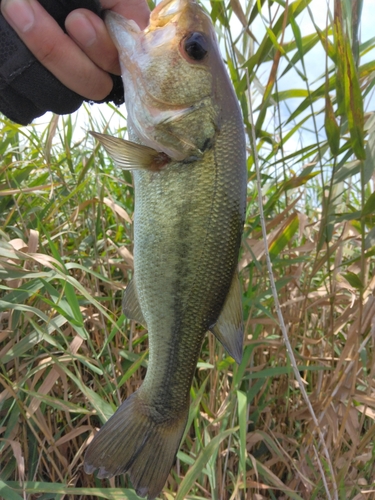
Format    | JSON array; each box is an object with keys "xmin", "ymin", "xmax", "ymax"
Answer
[{"xmin": 84, "ymin": 0, "xmax": 247, "ymax": 498}]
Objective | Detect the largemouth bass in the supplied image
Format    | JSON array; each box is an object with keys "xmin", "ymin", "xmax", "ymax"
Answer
[{"xmin": 84, "ymin": 0, "xmax": 247, "ymax": 498}]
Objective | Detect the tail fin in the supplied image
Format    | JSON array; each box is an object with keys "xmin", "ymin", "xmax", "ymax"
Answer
[{"xmin": 84, "ymin": 391, "xmax": 188, "ymax": 500}]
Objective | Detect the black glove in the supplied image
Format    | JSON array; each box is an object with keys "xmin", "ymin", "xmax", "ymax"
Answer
[{"xmin": 0, "ymin": 0, "xmax": 124, "ymax": 125}]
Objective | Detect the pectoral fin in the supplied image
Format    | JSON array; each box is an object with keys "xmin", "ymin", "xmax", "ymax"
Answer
[
  {"xmin": 210, "ymin": 272, "xmax": 244, "ymax": 364},
  {"xmin": 90, "ymin": 131, "xmax": 170, "ymax": 171},
  {"xmin": 122, "ymin": 279, "xmax": 147, "ymax": 327}
]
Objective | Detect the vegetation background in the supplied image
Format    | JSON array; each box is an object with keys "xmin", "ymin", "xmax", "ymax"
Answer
[{"xmin": 1, "ymin": 0, "xmax": 375, "ymax": 498}]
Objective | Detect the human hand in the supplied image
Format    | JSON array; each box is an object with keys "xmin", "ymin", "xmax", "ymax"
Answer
[
  {"xmin": 1, "ymin": 0, "xmax": 150, "ymax": 101},
  {"xmin": 0, "ymin": 0, "xmax": 150, "ymax": 124}
]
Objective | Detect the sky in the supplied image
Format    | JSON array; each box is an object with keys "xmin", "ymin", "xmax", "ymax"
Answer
[{"xmin": 239, "ymin": 0, "xmax": 375, "ymax": 163}]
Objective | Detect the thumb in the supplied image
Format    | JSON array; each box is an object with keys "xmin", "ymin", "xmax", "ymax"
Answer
[{"xmin": 100, "ymin": 0, "xmax": 150, "ymax": 29}]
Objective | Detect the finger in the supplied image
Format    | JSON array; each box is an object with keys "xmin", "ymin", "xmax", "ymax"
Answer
[
  {"xmin": 1, "ymin": 0, "xmax": 113, "ymax": 100},
  {"xmin": 101, "ymin": 0, "xmax": 150, "ymax": 30},
  {"xmin": 65, "ymin": 9, "xmax": 121, "ymax": 76}
]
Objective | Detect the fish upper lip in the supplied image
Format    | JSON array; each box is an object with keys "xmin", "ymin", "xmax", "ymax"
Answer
[{"xmin": 104, "ymin": 10, "xmax": 141, "ymax": 32}]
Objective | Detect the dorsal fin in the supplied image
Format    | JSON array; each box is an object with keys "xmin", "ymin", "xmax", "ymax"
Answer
[{"xmin": 210, "ymin": 272, "xmax": 243, "ymax": 364}]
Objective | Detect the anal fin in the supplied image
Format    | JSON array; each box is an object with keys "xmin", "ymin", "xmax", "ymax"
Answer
[
  {"xmin": 122, "ymin": 278, "xmax": 147, "ymax": 327},
  {"xmin": 210, "ymin": 271, "xmax": 244, "ymax": 364}
]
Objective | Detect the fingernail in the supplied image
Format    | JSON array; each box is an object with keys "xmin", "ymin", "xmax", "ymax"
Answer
[
  {"xmin": 2, "ymin": 0, "xmax": 35, "ymax": 33},
  {"xmin": 67, "ymin": 12, "xmax": 96, "ymax": 47}
]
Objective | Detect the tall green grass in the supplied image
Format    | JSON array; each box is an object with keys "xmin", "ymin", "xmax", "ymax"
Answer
[{"xmin": 1, "ymin": 1, "xmax": 375, "ymax": 498}]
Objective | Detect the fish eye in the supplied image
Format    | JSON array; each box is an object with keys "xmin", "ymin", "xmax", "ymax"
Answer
[{"xmin": 184, "ymin": 32, "xmax": 208, "ymax": 61}]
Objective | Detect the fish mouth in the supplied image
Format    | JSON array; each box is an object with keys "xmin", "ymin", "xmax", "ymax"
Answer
[{"xmin": 150, "ymin": 0, "xmax": 196, "ymax": 27}]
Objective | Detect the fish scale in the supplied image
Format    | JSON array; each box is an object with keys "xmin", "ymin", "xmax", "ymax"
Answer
[{"xmin": 134, "ymin": 126, "xmax": 244, "ymax": 407}]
